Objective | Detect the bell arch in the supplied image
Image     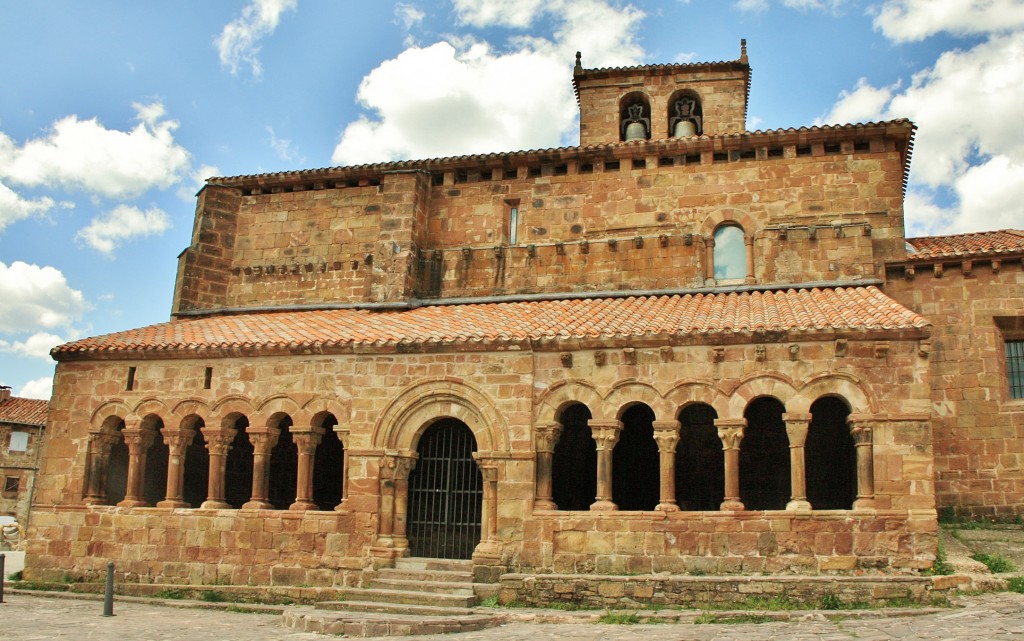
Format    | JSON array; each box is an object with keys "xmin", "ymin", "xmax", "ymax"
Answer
[
  {"xmin": 373, "ymin": 378, "xmax": 508, "ymax": 455},
  {"xmin": 619, "ymin": 91, "xmax": 652, "ymax": 141},
  {"xmin": 668, "ymin": 88, "xmax": 703, "ymax": 137}
]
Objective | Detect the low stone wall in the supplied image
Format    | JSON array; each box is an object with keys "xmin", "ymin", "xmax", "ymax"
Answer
[{"xmin": 497, "ymin": 573, "xmax": 946, "ymax": 608}]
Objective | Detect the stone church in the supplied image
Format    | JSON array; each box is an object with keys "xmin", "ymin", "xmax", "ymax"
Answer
[{"xmin": 25, "ymin": 42, "xmax": 1024, "ymax": 589}]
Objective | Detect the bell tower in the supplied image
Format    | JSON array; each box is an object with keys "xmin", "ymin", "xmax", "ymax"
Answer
[{"xmin": 573, "ymin": 40, "xmax": 751, "ymax": 146}]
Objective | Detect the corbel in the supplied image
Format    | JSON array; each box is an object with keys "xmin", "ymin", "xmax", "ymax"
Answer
[
  {"xmin": 789, "ymin": 344, "xmax": 800, "ymax": 361},
  {"xmin": 555, "ymin": 242, "xmax": 565, "ymax": 255},
  {"xmin": 580, "ymin": 240, "xmax": 589, "ymax": 254},
  {"xmin": 560, "ymin": 353, "xmax": 573, "ymax": 368},
  {"xmin": 993, "ymin": 259, "xmax": 1001, "ymax": 275},
  {"xmin": 934, "ymin": 263, "xmax": 944, "ymax": 278},
  {"xmin": 835, "ymin": 339, "xmax": 848, "ymax": 358},
  {"xmin": 962, "ymin": 259, "xmax": 973, "ymax": 277},
  {"xmin": 623, "ymin": 348, "xmax": 637, "ymax": 365},
  {"xmin": 874, "ymin": 341, "xmax": 890, "ymax": 359},
  {"xmin": 607, "ymin": 239, "xmax": 618, "ymax": 252},
  {"xmin": 594, "ymin": 351, "xmax": 607, "ymax": 366},
  {"xmin": 755, "ymin": 344, "xmax": 766, "ymax": 362},
  {"xmin": 660, "ymin": 346, "xmax": 674, "ymax": 362},
  {"xmin": 634, "ymin": 236, "xmax": 644, "ymax": 249},
  {"xmin": 711, "ymin": 346, "xmax": 725, "ymax": 363}
]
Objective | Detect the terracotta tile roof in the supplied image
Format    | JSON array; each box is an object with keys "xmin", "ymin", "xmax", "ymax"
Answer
[
  {"xmin": 905, "ymin": 230, "xmax": 1024, "ymax": 259},
  {"xmin": 53, "ymin": 286, "xmax": 928, "ymax": 358},
  {"xmin": 0, "ymin": 396, "xmax": 49, "ymax": 426}
]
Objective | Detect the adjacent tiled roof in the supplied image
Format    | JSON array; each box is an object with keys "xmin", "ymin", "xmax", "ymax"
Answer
[
  {"xmin": 905, "ymin": 230, "xmax": 1024, "ymax": 259},
  {"xmin": 0, "ymin": 396, "xmax": 49, "ymax": 426},
  {"xmin": 53, "ymin": 286, "xmax": 928, "ymax": 359}
]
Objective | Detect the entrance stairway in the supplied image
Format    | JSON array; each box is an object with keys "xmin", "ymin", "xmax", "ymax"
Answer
[{"xmin": 283, "ymin": 558, "xmax": 504, "ymax": 636}]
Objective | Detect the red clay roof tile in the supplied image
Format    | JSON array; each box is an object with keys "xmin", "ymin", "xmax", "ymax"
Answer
[
  {"xmin": 0, "ymin": 396, "xmax": 48, "ymax": 425},
  {"xmin": 52, "ymin": 286, "xmax": 928, "ymax": 358},
  {"xmin": 906, "ymin": 230, "xmax": 1024, "ymax": 259}
]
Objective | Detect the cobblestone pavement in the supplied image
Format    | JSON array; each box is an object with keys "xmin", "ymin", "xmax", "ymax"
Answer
[{"xmin": 2, "ymin": 592, "xmax": 1024, "ymax": 641}]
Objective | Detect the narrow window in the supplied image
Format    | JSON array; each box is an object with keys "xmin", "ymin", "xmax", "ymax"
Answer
[
  {"xmin": 1006, "ymin": 340, "xmax": 1024, "ymax": 399},
  {"xmin": 713, "ymin": 225, "xmax": 747, "ymax": 281},
  {"xmin": 204, "ymin": 367, "xmax": 213, "ymax": 390},
  {"xmin": 8, "ymin": 431, "xmax": 29, "ymax": 452},
  {"xmin": 3, "ymin": 476, "xmax": 19, "ymax": 494},
  {"xmin": 509, "ymin": 206, "xmax": 519, "ymax": 245},
  {"xmin": 126, "ymin": 366, "xmax": 137, "ymax": 391}
]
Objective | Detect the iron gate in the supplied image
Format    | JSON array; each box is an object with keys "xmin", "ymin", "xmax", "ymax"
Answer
[{"xmin": 407, "ymin": 419, "xmax": 482, "ymax": 559}]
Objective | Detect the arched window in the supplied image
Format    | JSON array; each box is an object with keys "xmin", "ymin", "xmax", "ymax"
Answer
[
  {"xmin": 268, "ymin": 415, "xmax": 297, "ymax": 510},
  {"xmin": 806, "ymin": 397, "xmax": 856, "ymax": 509},
  {"xmin": 740, "ymin": 397, "xmax": 790, "ymax": 510},
  {"xmin": 675, "ymin": 403, "xmax": 723, "ymax": 511},
  {"xmin": 312, "ymin": 413, "xmax": 344, "ymax": 510},
  {"xmin": 223, "ymin": 416, "xmax": 253, "ymax": 509},
  {"xmin": 612, "ymin": 404, "xmax": 659, "ymax": 511},
  {"xmin": 182, "ymin": 417, "xmax": 209, "ymax": 508},
  {"xmin": 713, "ymin": 224, "xmax": 747, "ymax": 281},
  {"xmin": 669, "ymin": 89, "xmax": 703, "ymax": 137},
  {"xmin": 105, "ymin": 421, "xmax": 129, "ymax": 505},
  {"xmin": 142, "ymin": 417, "xmax": 169, "ymax": 506},
  {"xmin": 620, "ymin": 92, "xmax": 651, "ymax": 141},
  {"xmin": 551, "ymin": 403, "xmax": 596, "ymax": 510}
]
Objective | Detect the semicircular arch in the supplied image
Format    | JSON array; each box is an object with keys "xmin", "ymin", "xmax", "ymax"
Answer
[
  {"xmin": 534, "ymin": 379, "xmax": 607, "ymax": 425},
  {"xmin": 726, "ymin": 373, "xmax": 799, "ymax": 417},
  {"xmin": 793, "ymin": 373, "xmax": 875, "ymax": 414}
]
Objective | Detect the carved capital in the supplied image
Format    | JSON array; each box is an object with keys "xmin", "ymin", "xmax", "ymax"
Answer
[
  {"xmin": 88, "ymin": 432, "xmax": 121, "ymax": 454},
  {"xmin": 380, "ymin": 453, "xmax": 417, "ymax": 480},
  {"xmin": 588, "ymin": 420, "xmax": 622, "ymax": 450},
  {"xmin": 714, "ymin": 418, "xmax": 746, "ymax": 451},
  {"xmin": 204, "ymin": 430, "xmax": 236, "ymax": 456},
  {"xmin": 161, "ymin": 428, "xmax": 195, "ymax": 454},
  {"xmin": 652, "ymin": 420, "xmax": 681, "ymax": 454},
  {"xmin": 534, "ymin": 423, "xmax": 562, "ymax": 453},
  {"xmin": 121, "ymin": 428, "xmax": 155, "ymax": 452},
  {"xmin": 782, "ymin": 413, "xmax": 812, "ymax": 448},
  {"xmin": 292, "ymin": 430, "xmax": 322, "ymax": 455}
]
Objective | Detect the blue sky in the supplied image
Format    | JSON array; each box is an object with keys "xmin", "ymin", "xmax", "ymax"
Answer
[{"xmin": 1, "ymin": 0, "xmax": 1022, "ymax": 398}]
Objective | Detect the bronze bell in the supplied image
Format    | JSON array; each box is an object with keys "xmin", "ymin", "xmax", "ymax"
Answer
[
  {"xmin": 674, "ymin": 120, "xmax": 698, "ymax": 138},
  {"xmin": 624, "ymin": 121, "xmax": 648, "ymax": 141}
]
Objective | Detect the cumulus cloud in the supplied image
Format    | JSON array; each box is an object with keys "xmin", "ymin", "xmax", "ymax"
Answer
[
  {"xmin": 17, "ymin": 376, "xmax": 53, "ymax": 400},
  {"xmin": 177, "ymin": 163, "xmax": 221, "ymax": 201},
  {"xmin": 0, "ymin": 261, "xmax": 87, "ymax": 334},
  {"xmin": 0, "ymin": 332, "xmax": 67, "ymax": 360},
  {"xmin": 453, "ymin": 0, "xmax": 547, "ymax": 27},
  {"xmin": 76, "ymin": 204, "xmax": 172, "ymax": 256},
  {"xmin": 0, "ymin": 181, "xmax": 57, "ymax": 232},
  {"xmin": 0, "ymin": 102, "xmax": 190, "ymax": 199},
  {"xmin": 395, "ymin": 3, "xmax": 426, "ymax": 30},
  {"xmin": 874, "ymin": 0, "xmax": 1024, "ymax": 42},
  {"xmin": 216, "ymin": 0, "xmax": 297, "ymax": 79},
  {"xmin": 267, "ymin": 126, "xmax": 303, "ymax": 163},
  {"xmin": 332, "ymin": 0, "xmax": 644, "ymax": 165}
]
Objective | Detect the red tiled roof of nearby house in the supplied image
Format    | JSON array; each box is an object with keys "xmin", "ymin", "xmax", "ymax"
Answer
[
  {"xmin": 905, "ymin": 230, "xmax": 1024, "ymax": 259},
  {"xmin": 52, "ymin": 286, "xmax": 928, "ymax": 358},
  {"xmin": 0, "ymin": 396, "xmax": 49, "ymax": 426}
]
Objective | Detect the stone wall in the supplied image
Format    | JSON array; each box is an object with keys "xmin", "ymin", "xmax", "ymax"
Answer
[{"xmin": 886, "ymin": 257, "xmax": 1024, "ymax": 517}]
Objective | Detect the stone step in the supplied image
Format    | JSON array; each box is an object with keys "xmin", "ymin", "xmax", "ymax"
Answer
[
  {"xmin": 284, "ymin": 607, "xmax": 503, "ymax": 637},
  {"xmin": 375, "ymin": 567, "xmax": 475, "ymax": 584},
  {"xmin": 335, "ymin": 587, "xmax": 476, "ymax": 608},
  {"xmin": 395, "ymin": 557, "xmax": 473, "ymax": 572},
  {"xmin": 315, "ymin": 600, "xmax": 473, "ymax": 616},
  {"xmin": 368, "ymin": 577, "xmax": 476, "ymax": 596}
]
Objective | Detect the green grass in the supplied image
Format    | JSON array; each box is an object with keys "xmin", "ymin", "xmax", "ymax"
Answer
[
  {"xmin": 708, "ymin": 595, "xmax": 799, "ymax": 611},
  {"xmin": 154, "ymin": 588, "xmax": 189, "ymax": 600},
  {"xmin": 225, "ymin": 604, "xmax": 277, "ymax": 614},
  {"xmin": 971, "ymin": 553, "xmax": 1017, "ymax": 573},
  {"xmin": 1006, "ymin": 576, "xmax": 1024, "ymax": 594},
  {"xmin": 923, "ymin": 538, "xmax": 955, "ymax": 576},
  {"xmin": 695, "ymin": 613, "xmax": 772, "ymax": 624},
  {"xmin": 597, "ymin": 611, "xmax": 640, "ymax": 624},
  {"xmin": 7, "ymin": 570, "xmax": 22, "ymax": 581},
  {"xmin": 198, "ymin": 590, "xmax": 227, "ymax": 603}
]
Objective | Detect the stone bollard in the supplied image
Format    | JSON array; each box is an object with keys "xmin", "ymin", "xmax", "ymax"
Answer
[{"xmin": 102, "ymin": 561, "xmax": 114, "ymax": 616}]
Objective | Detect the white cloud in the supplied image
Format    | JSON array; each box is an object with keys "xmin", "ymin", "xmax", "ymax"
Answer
[
  {"xmin": 395, "ymin": 3, "xmax": 426, "ymax": 30},
  {"xmin": 816, "ymin": 77, "xmax": 897, "ymax": 125},
  {"xmin": 76, "ymin": 204, "xmax": 172, "ymax": 256},
  {"xmin": 266, "ymin": 126, "xmax": 303, "ymax": 163},
  {"xmin": 216, "ymin": 0, "xmax": 298, "ymax": 79},
  {"xmin": 735, "ymin": 0, "xmax": 769, "ymax": 10},
  {"xmin": 874, "ymin": 0, "xmax": 1024, "ymax": 42},
  {"xmin": 0, "ymin": 261, "xmax": 86, "ymax": 334},
  {"xmin": 454, "ymin": 0, "xmax": 547, "ymax": 28},
  {"xmin": 177, "ymin": 164, "xmax": 221, "ymax": 201},
  {"xmin": 735, "ymin": 0, "xmax": 846, "ymax": 11},
  {"xmin": 332, "ymin": 0, "xmax": 644, "ymax": 165},
  {"xmin": 0, "ymin": 332, "xmax": 66, "ymax": 360},
  {"xmin": 17, "ymin": 376, "xmax": 53, "ymax": 400},
  {"xmin": 0, "ymin": 181, "xmax": 56, "ymax": 231},
  {"xmin": 0, "ymin": 102, "xmax": 190, "ymax": 199}
]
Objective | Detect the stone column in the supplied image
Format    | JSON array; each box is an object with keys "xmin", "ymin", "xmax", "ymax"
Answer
[
  {"xmin": 653, "ymin": 420, "xmax": 681, "ymax": 511},
  {"xmin": 848, "ymin": 415, "xmax": 876, "ymax": 510},
  {"xmin": 744, "ymin": 236, "xmax": 755, "ymax": 284},
  {"xmin": 335, "ymin": 428, "xmax": 352, "ymax": 510},
  {"xmin": 533, "ymin": 423, "xmax": 561, "ymax": 510},
  {"xmin": 783, "ymin": 412, "xmax": 812, "ymax": 510},
  {"xmin": 716, "ymin": 418, "xmax": 746, "ymax": 510},
  {"xmin": 242, "ymin": 428, "xmax": 278, "ymax": 509},
  {"xmin": 201, "ymin": 430, "xmax": 235, "ymax": 509},
  {"xmin": 391, "ymin": 454, "xmax": 416, "ymax": 551},
  {"xmin": 83, "ymin": 432, "xmax": 120, "ymax": 505},
  {"xmin": 375, "ymin": 451, "xmax": 416, "ymax": 549},
  {"xmin": 290, "ymin": 428, "xmax": 323, "ymax": 511},
  {"xmin": 158, "ymin": 428, "xmax": 195, "ymax": 508},
  {"xmin": 705, "ymin": 237, "xmax": 716, "ymax": 284},
  {"xmin": 118, "ymin": 426, "xmax": 155, "ymax": 507},
  {"xmin": 589, "ymin": 419, "xmax": 622, "ymax": 511}
]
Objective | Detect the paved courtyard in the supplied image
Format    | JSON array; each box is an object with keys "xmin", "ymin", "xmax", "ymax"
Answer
[{"xmin": 2, "ymin": 591, "xmax": 1023, "ymax": 641}]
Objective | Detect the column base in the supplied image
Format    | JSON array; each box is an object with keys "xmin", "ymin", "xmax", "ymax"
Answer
[
  {"xmin": 533, "ymin": 499, "xmax": 557, "ymax": 511},
  {"xmin": 156, "ymin": 499, "xmax": 190, "ymax": 508},
  {"xmin": 853, "ymin": 498, "xmax": 876, "ymax": 510},
  {"xmin": 786, "ymin": 499, "xmax": 812, "ymax": 511},
  {"xmin": 289, "ymin": 499, "xmax": 318, "ymax": 511},
  {"xmin": 590, "ymin": 499, "xmax": 618, "ymax": 511},
  {"xmin": 656, "ymin": 502, "xmax": 680, "ymax": 512},
  {"xmin": 242, "ymin": 499, "xmax": 272, "ymax": 509},
  {"xmin": 720, "ymin": 499, "xmax": 745, "ymax": 511},
  {"xmin": 116, "ymin": 498, "xmax": 148, "ymax": 508},
  {"xmin": 200, "ymin": 499, "xmax": 231, "ymax": 509}
]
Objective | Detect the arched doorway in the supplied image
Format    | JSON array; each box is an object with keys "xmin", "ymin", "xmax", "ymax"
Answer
[{"xmin": 407, "ymin": 418, "xmax": 482, "ymax": 559}]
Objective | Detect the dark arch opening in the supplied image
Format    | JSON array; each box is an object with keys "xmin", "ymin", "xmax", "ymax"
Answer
[
  {"xmin": 806, "ymin": 397, "xmax": 856, "ymax": 509},
  {"xmin": 105, "ymin": 420, "xmax": 129, "ymax": 505},
  {"xmin": 182, "ymin": 419, "xmax": 208, "ymax": 508},
  {"xmin": 223, "ymin": 416, "xmax": 253, "ymax": 509},
  {"xmin": 619, "ymin": 91, "xmax": 652, "ymax": 141},
  {"xmin": 668, "ymin": 88, "xmax": 703, "ymax": 136},
  {"xmin": 268, "ymin": 416, "xmax": 297, "ymax": 510},
  {"xmin": 141, "ymin": 419, "xmax": 169, "ymax": 506},
  {"xmin": 407, "ymin": 418, "xmax": 482, "ymax": 559},
  {"xmin": 551, "ymin": 403, "xmax": 596, "ymax": 510},
  {"xmin": 740, "ymin": 397, "xmax": 790, "ymax": 510},
  {"xmin": 612, "ymin": 404, "xmax": 660, "ymax": 511},
  {"xmin": 676, "ymin": 403, "xmax": 723, "ymax": 511},
  {"xmin": 313, "ymin": 414, "xmax": 344, "ymax": 511}
]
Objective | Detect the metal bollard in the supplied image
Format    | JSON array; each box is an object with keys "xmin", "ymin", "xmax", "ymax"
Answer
[
  {"xmin": 102, "ymin": 561, "xmax": 114, "ymax": 616},
  {"xmin": 1, "ymin": 553, "xmax": 5, "ymax": 604}
]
